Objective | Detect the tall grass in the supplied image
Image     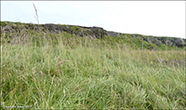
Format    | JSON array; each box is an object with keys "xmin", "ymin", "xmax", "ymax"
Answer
[{"xmin": 1, "ymin": 29, "xmax": 186, "ymax": 109}]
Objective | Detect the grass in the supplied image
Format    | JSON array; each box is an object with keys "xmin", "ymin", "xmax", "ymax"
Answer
[{"xmin": 1, "ymin": 23, "xmax": 186, "ymax": 109}]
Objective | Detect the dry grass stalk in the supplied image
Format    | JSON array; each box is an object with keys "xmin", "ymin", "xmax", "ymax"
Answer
[
  {"xmin": 58, "ymin": 57, "xmax": 62, "ymax": 62},
  {"xmin": 32, "ymin": 2, "xmax": 39, "ymax": 24},
  {"xmin": 40, "ymin": 71, "xmax": 45, "ymax": 77},
  {"xmin": 51, "ymin": 70, "xmax": 58, "ymax": 76},
  {"xmin": 57, "ymin": 60, "xmax": 69, "ymax": 66}
]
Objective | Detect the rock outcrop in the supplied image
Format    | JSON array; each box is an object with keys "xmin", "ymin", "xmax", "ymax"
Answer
[
  {"xmin": 142, "ymin": 37, "xmax": 162, "ymax": 46},
  {"xmin": 142, "ymin": 36, "xmax": 186, "ymax": 48},
  {"xmin": 165, "ymin": 40, "xmax": 173, "ymax": 47},
  {"xmin": 175, "ymin": 38, "xmax": 185, "ymax": 47},
  {"xmin": 107, "ymin": 31, "xmax": 122, "ymax": 37},
  {"xmin": 1, "ymin": 21, "xmax": 186, "ymax": 48}
]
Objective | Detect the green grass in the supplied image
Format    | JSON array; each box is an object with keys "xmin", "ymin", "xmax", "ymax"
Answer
[{"xmin": 1, "ymin": 23, "xmax": 186, "ymax": 109}]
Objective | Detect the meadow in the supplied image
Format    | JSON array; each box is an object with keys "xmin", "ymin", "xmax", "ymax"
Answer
[{"xmin": 1, "ymin": 29, "xmax": 186, "ymax": 109}]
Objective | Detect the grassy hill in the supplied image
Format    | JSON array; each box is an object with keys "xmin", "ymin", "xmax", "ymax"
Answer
[
  {"xmin": 1, "ymin": 21, "xmax": 186, "ymax": 51},
  {"xmin": 1, "ymin": 21, "xmax": 186, "ymax": 109}
]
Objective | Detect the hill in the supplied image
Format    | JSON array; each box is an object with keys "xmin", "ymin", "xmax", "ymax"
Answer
[
  {"xmin": 1, "ymin": 21, "xmax": 186, "ymax": 51},
  {"xmin": 1, "ymin": 21, "xmax": 185, "ymax": 109}
]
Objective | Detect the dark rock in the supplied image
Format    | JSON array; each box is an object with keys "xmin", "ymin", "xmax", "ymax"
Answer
[
  {"xmin": 77, "ymin": 30, "xmax": 85, "ymax": 37},
  {"xmin": 151, "ymin": 38, "xmax": 162, "ymax": 46},
  {"xmin": 44, "ymin": 24, "xmax": 66, "ymax": 33},
  {"xmin": 107, "ymin": 31, "xmax": 121, "ymax": 37},
  {"xmin": 90, "ymin": 26, "xmax": 106, "ymax": 39},
  {"xmin": 143, "ymin": 37, "xmax": 162, "ymax": 46},
  {"xmin": 153, "ymin": 38, "xmax": 162, "ymax": 46},
  {"xmin": 27, "ymin": 24, "xmax": 41, "ymax": 32},
  {"xmin": 157, "ymin": 37, "xmax": 166, "ymax": 43},
  {"xmin": 150, "ymin": 47, "xmax": 158, "ymax": 51},
  {"xmin": 131, "ymin": 34, "xmax": 138, "ymax": 38},
  {"xmin": 175, "ymin": 38, "xmax": 185, "ymax": 48},
  {"xmin": 87, "ymin": 35, "xmax": 95, "ymax": 41},
  {"xmin": 165, "ymin": 40, "xmax": 174, "ymax": 47},
  {"xmin": 2, "ymin": 24, "xmax": 16, "ymax": 33},
  {"xmin": 143, "ymin": 37, "xmax": 152, "ymax": 43},
  {"xmin": 84, "ymin": 29, "xmax": 94, "ymax": 36}
]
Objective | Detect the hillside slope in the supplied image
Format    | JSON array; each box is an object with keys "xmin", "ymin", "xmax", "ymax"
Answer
[
  {"xmin": 1, "ymin": 21, "xmax": 185, "ymax": 109},
  {"xmin": 1, "ymin": 21, "xmax": 186, "ymax": 50}
]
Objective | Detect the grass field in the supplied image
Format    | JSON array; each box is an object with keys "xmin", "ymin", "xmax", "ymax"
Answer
[{"xmin": 1, "ymin": 29, "xmax": 186, "ymax": 109}]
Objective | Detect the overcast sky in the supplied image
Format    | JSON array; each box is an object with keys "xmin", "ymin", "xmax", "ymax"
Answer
[{"xmin": 1, "ymin": 1, "xmax": 185, "ymax": 38}]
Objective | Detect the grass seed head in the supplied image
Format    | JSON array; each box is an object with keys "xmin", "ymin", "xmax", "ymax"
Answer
[{"xmin": 57, "ymin": 60, "xmax": 69, "ymax": 66}]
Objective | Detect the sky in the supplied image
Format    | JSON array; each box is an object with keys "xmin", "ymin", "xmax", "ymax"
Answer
[{"xmin": 1, "ymin": 1, "xmax": 185, "ymax": 38}]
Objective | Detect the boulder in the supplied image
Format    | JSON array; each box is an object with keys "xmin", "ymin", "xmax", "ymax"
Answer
[
  {"xmin": 143, "ymin": 37, "xmax": 162, "ymax": 46},
  {"xmin": 107, "ymin": 31, "xmax": 121, "ymax": 37},
  {"xmin": 87, "ymin": 35, "xmax": 96, "ymax": 41},
  {"xmin": 44, "ymin": 24, "xmax": 63, "ymax": 33},
  {"xmin": 77, "ymin": 30, "xmax": 85, "ymax": 37},
  {"xmin": 175, "ymin": 38, "xmax": 185, "ymax": 48},
  {"xmin": 131, "ymin": 34, "xmax": 138, "ymax": 38},
  {"xmin": 157, "ymin": 37, "xmax": 166, "ymax": 43},
  {"xmin": 3, "ymin": 24, "xmax": 16, "ymax": 33},
  {"xmin": 90, "ymin": 26, "xmax": 106, "ymax": 39},
  {"xmin": 150, "ymin": 47, "xmax": 158, "ymax": 51},
  {"xmin": 153, "ymin": 38, "xmax": 162, "ymax": 46},
  {"xmin": 165, "ymin": 40, "xmax": 174, "ymax": 47}
]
